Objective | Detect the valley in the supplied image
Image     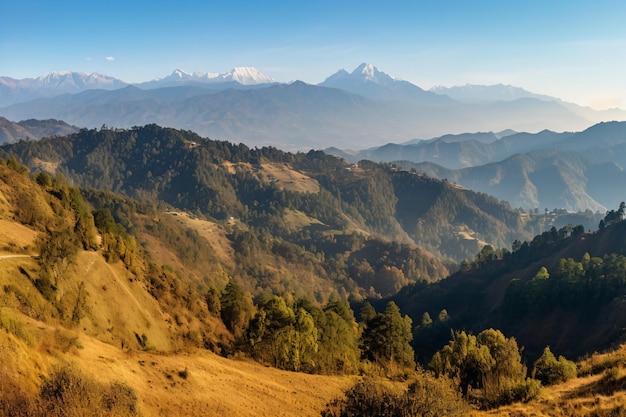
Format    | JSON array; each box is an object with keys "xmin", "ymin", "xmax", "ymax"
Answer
[{"xmin": 1, "ymin": 119, "xmax": 626, "ymax": 415}]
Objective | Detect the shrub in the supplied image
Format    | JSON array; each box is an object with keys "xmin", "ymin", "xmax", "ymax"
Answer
[
  {"xmin": 100, "ymin": 382, "xmax": 138, "ymax": 416},
  {"xmin": 38, "ymin": 364, "xmax": 139, "ymax": 417},
  {"xmin": 532, "ymin": 346, "xmax": 577, "ymax": 385},
  {"xmin": 322, "ymin": 372, "xmax": 470, "ymax": 417},
  {"xmin": 0, "ymin": 310, "xmax": 34, "ymax": 346}
]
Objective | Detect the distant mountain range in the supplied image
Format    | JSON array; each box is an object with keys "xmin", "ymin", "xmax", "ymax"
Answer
[
  {"xmin": 0, "ymin": 117, "xmax": 79, "ymax": 143},
  {"xmin": 330, "ymin": 121, "xmax": 626, "ymax": 212},
  {"xmin": 0, "ymin": 67, "xmax": 276, "ymax": 107},
  {"xmin": 319, "ymin": 63, "xmax": 452, "ymax": 105},
  {"xmin": 136, "ymin": 67, "xmax": 277, "ymax": 89},
  {"xmin": 0, "ymin": 71, "xmax": 128, "ymax": 107},
  {"xmin": 1, "ymin": 64, "xmax": 625, "ymax": 149}
]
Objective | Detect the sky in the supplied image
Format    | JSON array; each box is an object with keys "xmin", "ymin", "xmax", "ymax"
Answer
[{"xmin": 2, "ymin": 0, "xmax": 626, "ymax": 109}]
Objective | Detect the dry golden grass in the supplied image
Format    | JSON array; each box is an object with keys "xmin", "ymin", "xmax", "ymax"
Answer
[
  {"xmin": 31, "ymin": 157, "xmax": 59, "ymax": 174},
  {"xmin": 0, "ymin": 219, "xmax": 38, "ymax": 253},
  {"xmin": 166, "ymin": 211, "xmax": 235, "ymax": 267},
  {"xmin": 0, "ymin": 250, "xmax": 354, "ymax": 416},
  {"xmin": 282, "ymin": 208, "xmax": 324, "ymax": 232},
  {"xmin": 259, "ymin": 163, "xmax": 320, "ymax": 194},
  {"xmin": 72, "ymin": 251, "xmax": 174, "ymax": 351},
  {"xmin": 221, "ymin": 161, "xmax": 320, "ymax": 194},
  {"xmin": 469, "ymin": 350, "xmax": 626, "ymax": 417},
  {"xmin": 0, "ymin": 312, "xmax": 354, "ymax": 417}
]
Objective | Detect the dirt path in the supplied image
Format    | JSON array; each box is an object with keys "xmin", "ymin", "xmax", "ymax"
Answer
[{"xmin": 0, "ymin": 254, "xmax": 33, "ymax": 260}]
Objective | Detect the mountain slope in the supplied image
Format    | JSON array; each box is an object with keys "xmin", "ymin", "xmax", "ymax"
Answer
[
  {"xmin": 319, "ymin": 63, "xmax": 452, "ymax": 105},
  {"xmin": 394, "ymin": 216, "xmax": 626, "ymax": 362},
  {"xmin": 0, "ymin": 124, "xmax": 544, "ymax": 264},
  {"xmin": 331, "ymin": 122, "xmax": 626, "ymax": 212},
  {"xmin": 0, "ymin": 161, "xmax": 352, "ymax": 415},
  {"xmin": 0, "ymin": 117, "xmax": 79, "ymax": 144},
  {"xmin": 397, "ymin": 150, "xmax": 611, "ymax": 212}
]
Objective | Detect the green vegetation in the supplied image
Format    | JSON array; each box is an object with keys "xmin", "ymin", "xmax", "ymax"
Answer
[
  {"xmin": 429, "ymin": 329, "xmax": 540, "ymax": 407},
  {"xmin": 532, "ymin": 346, "xmax": 577, "ymax": 385},
  {"xmin": 361, "ymin": 301, "xmax": 415, "ymax": 370}
]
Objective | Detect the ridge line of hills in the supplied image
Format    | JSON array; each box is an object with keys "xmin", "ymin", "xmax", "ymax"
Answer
[{"xmin": 2, "ymin": 63, "xmax": 624, "ymax": 150}]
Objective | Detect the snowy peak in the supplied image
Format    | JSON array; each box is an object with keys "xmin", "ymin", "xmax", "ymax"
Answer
[
  {"xmin": 319, "ymin": 63, "xmax": 452, "ymax": 105},
  {"xmin": 320, "ymin": 63, "xmax": 398, "ymax": 87},
  {"xmin": 0, "ymin": 71, "xmax": 128, "ymax": 106},
  {"xmin": 29, "ymin": 71, "xmax": 127, "ymax": 90},
  {"xmin": 159, "ymin": 69, "xmax": 220, "ymax": 83},
  {"xmin": 353, "ymin": 63, "xmax": 395, "ymax": 84},
  {"xmin": 222, "ymin": 67, "xmax": 276, "ymax": 85}
]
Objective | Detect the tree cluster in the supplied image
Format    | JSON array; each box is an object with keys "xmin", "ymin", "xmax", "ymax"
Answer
[{"xmin": 429, "ymin": 329, "xmax": 540, "ymax": 407}]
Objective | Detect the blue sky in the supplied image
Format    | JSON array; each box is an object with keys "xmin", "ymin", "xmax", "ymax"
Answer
[{"xmin": 2, "ymin": 0, "xmax": 626, "ymax": 109}]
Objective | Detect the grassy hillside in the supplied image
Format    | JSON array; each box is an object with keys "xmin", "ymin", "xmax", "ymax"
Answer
[{"xmin": 0, "ymin": 154, "xmax": 359, "ymax": 416}]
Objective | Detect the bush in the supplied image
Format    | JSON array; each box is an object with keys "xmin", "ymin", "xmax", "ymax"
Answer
[
  {"xmin": 0, "ymin": 310, "xmax": 34, "ymax": 346},
  {"xmin": 322, "ymin": 372, "xmax": 470, "ymax": 417},
  {"xmin": 38, "ymin": 364, "xmax": 139, "ymax": 417},
  {"xmin": 532, "ymin": 346, "xmax": 577, "ymax": 385},
  {"xmin": 100, "ymin": 382, "xmax": 138, "ymax": 416},
  {"xmin": 497, "ymin": 378, "xmax": 542, "ymax": 405}
]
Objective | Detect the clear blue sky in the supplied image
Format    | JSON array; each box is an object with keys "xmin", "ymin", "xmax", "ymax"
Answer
[{"xmin": 2, "ymin": 0, "xmax": 626, "ymax": 109}]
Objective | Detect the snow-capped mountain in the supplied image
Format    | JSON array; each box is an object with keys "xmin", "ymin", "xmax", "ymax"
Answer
[
  {"xmin": 321, "ymin": 63, "xmax": 397, "ymax": 87},
  {"xmin": 139, "ymin": 67, "xmax": 276, "ymax": 89},
  {"xmin": 220, "ymin": 67, "xmax": 276, "ymax": 85},
  {"xmin": 0, "ymin": 71, "xmax": 128, "ymax": 107},
  {"xmin": 1, "ymin": 71, "xmax": 127, "ymax": 92},
  {"xmin": 154, "ymin": 68, "xmax": 220, "ymax": 84},
  {"xmin": 319, "ymin": 63, "xmax": 452, "ymax": 105}
]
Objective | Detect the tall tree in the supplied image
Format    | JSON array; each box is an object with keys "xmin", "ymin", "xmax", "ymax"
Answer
[
  {"xmin": 362, "ymin": 301, "xmax": 414, "ymax": 368},
  {"xmin": 220, "ymin": 280, "xmax": 254, "ymax": 339}
]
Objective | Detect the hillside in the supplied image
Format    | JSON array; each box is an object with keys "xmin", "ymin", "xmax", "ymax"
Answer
[
  {"xmin": 393, "ymin": 215, "xmax": 626, "ymax": 364},
  {"xmin": 0, "ymin": 156, "xmax": 362, "ymax": 416},
  {"xmin": 0, "ymin": 117, "xmax": 79, "ymax": 144},
  {"xmin": 331, "ymin": 121, "xmax": 626, "ymax": 212},
  {"xmin": 0, "ymin": 124, "xmax": 549, "ymax": 264}
]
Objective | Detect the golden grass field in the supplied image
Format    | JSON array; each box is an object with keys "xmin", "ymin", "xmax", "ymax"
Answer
[{"xmin": 0, "ymin": 323, "xmax": 355, "ymax": 417}]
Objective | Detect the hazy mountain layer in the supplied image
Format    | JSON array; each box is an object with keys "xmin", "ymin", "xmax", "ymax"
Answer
[
  {"xmin": 0, "ymin": 117, "xmax": 79, "ymax": 144},
  {"xmin": 334, "ymin": 122, "xmax": 626, "ymax": 212},
  {"xmin": 0, "ymin": 82, "xmax": 595, "ymax": 150}
]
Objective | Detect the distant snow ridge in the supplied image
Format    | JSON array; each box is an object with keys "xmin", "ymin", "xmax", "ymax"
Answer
[
  {"xmin": 0, "ymin": 71, "xmax": 127, "ymax": 92},
  {"xmin": 158, "ymin": 67, "xmax": 275, "ymax": 85},
  {"xmin": 162, "ymin": 69, "xmax": 220, "ymax": 82},
  {"xmin": 222, "ymin": 67, "xmax": 276, "ymax": 85}
]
